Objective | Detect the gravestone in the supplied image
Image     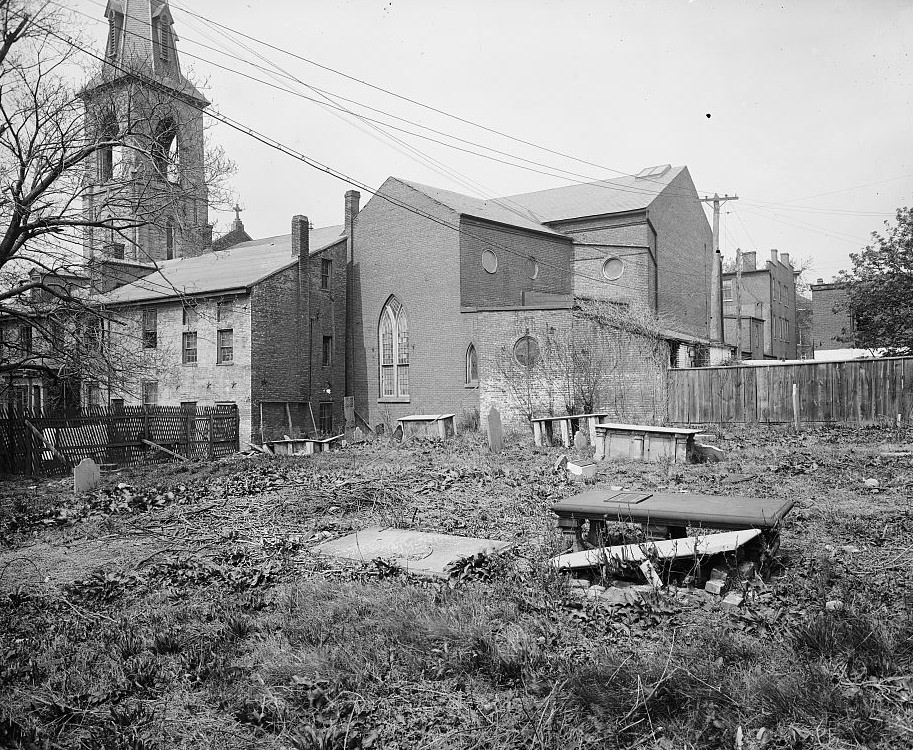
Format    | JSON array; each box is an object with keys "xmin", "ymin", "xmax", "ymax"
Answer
[
  {"xmin": 573, "ymin": 430, "xmax": 589, "ymax": 451},
  {"xmin": 487, "ymin": 407, "xmax": 503, "ymax": 453},
  {"xmin": 73, "ymin": 457, "xmax": 100, "ymax": 494},
  {"xmin": 375, "ymin": 423, "xmax": 385, "ymax": 436},
  {"xmin": 392, "ymin": 424, "xmax": 403, "ymax": 442},
  {"xmin": 353, "ymin": 427, "xmax": 365, "ymax": 443}
]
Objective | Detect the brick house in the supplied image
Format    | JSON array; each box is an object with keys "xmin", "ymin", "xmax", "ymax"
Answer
[
  {"xmin": 349, "ymin": 166, "xmax": 727, "ymax": 428},
  {"xmin": 809, "ymin": 280, "xmax": 854, "ymax": 350},
  {"xmin": 97, "ymin": 218, "xmax": 347, "ymax": 441},
  {"xmin": 722, "ymin": 249, "xmax": 799, "ymax": 359}
]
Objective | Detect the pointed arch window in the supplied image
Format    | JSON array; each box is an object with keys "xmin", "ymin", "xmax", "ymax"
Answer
[
  {"xmin": 97, "ymin": 109, "xmax": 118, "ymax": 182},
  {"xmin": 154, "ymin": 119, "xmax": 179, "ymax": 182},
  {"xmin": 379, "ymin": 296, "xmax": 409, "ymax": 398},
  {"xmin": 465, "ymin": 343, "xmax": 478, "ymax": 386}
]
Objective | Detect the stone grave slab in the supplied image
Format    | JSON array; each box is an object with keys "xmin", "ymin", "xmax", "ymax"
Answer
[
  {"xmin": 311, "ymin": 526, "xmax": 512, "ymax": 578},
  {"xmin": 73, "ymin": 458, "xmax": 100, "ymax": 494}
]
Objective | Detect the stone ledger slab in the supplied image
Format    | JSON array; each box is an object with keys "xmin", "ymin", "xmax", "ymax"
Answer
[{"xmin": 311, "ymin": 526, "xmax": 512, "ymax": 577}]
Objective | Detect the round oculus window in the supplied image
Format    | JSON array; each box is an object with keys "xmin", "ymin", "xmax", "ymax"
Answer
[
  {"xmin": 527, "ymin": 257, "xmax": 539, "ymax": 280},
  {"xmin": 602, "ymin": 257, "xmax": 624, "ymax": 280},
  {"xmin": 481, "ymin": 249, "xmax": 498, "ymax": 273},
  {"xmin": 513, "ymin": 335, "xmax": 540, "ymax": 367}
]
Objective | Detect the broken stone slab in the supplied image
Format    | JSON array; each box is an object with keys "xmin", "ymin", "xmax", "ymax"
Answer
[
  {"xmin": 567, "ymin": 461, "xmax": 596, "ymax": 479},
  {"xmin": 704, "ymin": 579, "xmax": 726, "ymax": 596},
  {"xmin": 693, "ymin": 443, "xmax": 725, "ymax": 462},
  {"xmin": 73, "ymin": 457, "xmax": 100, "ymax": 494},
  {"xmin": 310, "ymin": 526, "xmax": 512, "ymax": 579},
  {"xmin": 597, "ymin": 587, "xmax": 642, "ymax": 606},
  {"xmin": 554, "ymin": 455, "xmax": 569, "ymax": 473},
  {"xmin": 552, "ymin": 529, "xmax": 762, "ymax": 571},
  {"xmin": 709, "ymin": 565, "xmax": 729, "ymax": 581},
  {"xmin": 721, "ymin": 591, "xmax": 744, "ymax": 608}
]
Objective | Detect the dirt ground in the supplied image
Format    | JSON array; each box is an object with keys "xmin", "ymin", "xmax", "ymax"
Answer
[{"xmin": 1, "ymin": 424, "xmax": 912, "ymax": 749}]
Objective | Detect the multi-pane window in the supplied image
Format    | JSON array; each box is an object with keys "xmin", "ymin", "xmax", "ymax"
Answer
[
  {"xmin": 217, "ymin": 328, "xmax": 233, "ymax": 364},
  {"xmin": 19, "ymin": 325, "xmax": 32, "ymax": 355},
  {"xmin": 465, "ymin": 343, "xmax": 478, "ymax": 385},
  {"xmin": 182, "ymin": 304, "xmax": 197, "ymax": 326},
  {"xmin": 142, "ymin": 380, "xmax": 158, "ymax": 406},
  {"xmin": 322, "ymin": 335, "xmax": 333, "ymax": 367},
  {"xmin": 182, "ymin": 332, "xmax": 197, "ymax": 364},
  {"xmin": 142, "ymin": 308, "xmax": 157, "ymax": 348},
  {"xmin": 320, "ymin": 258, "xmax": 332, "ymax": 290},
  {"xmin": 722, "ymin": 280, "xmax": 733, "ymax": 302},
  {"xmin": 378, "ymin": 296, "xmax": 409, "ymax": 398},
  {"xmin": 217, "ymin": 299, "xmax": 233, "ymax": 322},
  {"xmin": 180, "ymin": 401, "xmax": 197, "ymax": 413},
  {"xmin": 86, "ymin": 382, "xmax": 101, "ymax": 408}
]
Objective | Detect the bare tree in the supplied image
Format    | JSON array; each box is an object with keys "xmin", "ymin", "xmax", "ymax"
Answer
[{"xmin": 0, "ymin": 0, "xmax": 233, "ymax": 406}]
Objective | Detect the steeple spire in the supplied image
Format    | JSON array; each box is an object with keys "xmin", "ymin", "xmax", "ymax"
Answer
[{"xmin": 98, "ymin": 0, "xmax": 207, "ymax": 103}]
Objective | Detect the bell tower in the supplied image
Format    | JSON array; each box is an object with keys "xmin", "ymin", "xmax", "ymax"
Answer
[{"xmin": 81, "ymin": 0, "xmax": 212, "ymax": 290}]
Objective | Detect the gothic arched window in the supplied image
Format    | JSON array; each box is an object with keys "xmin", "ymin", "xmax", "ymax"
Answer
[
  {"xmin": 465, "ymin": 343, "xmax": 478, "ymax": 385},
  {"xmin": 154, "ymin": 118, "xmax": 179, "ymax": 182},
  {"xmin": 379, "ymin": 296, "xmax": 409, "ymax": 398},
  {"xmin": 97, "ymin": 109, "xmax": 118, "ymax": 182}
]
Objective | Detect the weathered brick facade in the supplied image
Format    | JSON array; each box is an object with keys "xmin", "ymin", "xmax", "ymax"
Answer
[{"xmin": 809, "ymin": 281, "xmax": 854, "ymax": 350}]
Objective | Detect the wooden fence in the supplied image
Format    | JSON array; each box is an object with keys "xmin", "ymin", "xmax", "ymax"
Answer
[
  {"xmin": 669, "ymin": 357, "xmax": 913, "ymax": 425},
  {"xmin": 0, "ymin": 404, "xmax": 240, "ymax": 475}
]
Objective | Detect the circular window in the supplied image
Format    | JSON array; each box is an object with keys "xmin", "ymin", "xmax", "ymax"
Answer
[
  {"xmin": 527, "ymin": 257, "xmax": 539, "ymax": 280},
  {"xmin": 513, "ymin": 335, "xmax": 540, "ymax": 367},
  {"xmin": 602, "ymin": 257, "xmax": 624, "ymax": 280},
  {"xmin": 481, "ymin": 249, "xmax": 498, "ymax": 274}
]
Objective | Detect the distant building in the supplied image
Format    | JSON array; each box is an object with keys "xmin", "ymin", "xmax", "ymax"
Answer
[
  {"xmin": 796, "ymin": 293, "xmax": 814, "ymax": 359},
  {"xmin": 809, "ymin": 279, "xmax": 854, "ymax": 350},
  {"xmin": 722, "ymin": 249, "xmax": 798, "ymax": 359}
]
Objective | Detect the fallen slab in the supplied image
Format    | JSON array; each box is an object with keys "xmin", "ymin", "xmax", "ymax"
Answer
[
  {"xmin": 311, "ymin": 526, "xmax": 512, "ymax": 578},
  {"xmin": 551, "ymin": 529, "xmax": 762, "ymax": 571}
]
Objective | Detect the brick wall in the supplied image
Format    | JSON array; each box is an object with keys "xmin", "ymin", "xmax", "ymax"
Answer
[
  {"xmin": 477, "ymin": 307, "xmax": 670, "ymax": 428},
  {"xmin": 459, "ymin": 218, "xmax": 572, "ymax": 307},
  {"xmin": 810, "ymin": 282, "xmax": 854, "ymax": 350},
  {"xmin": 109, "ymin": 295, "xmax": 254, "ymax": 438},
  {"xmin": 350, "ymin": 178, "xmax": 480, "ymax": 429},
  {"xmin": 647, "ymin": 168, "xmax": 714, "ymax": 339},
  {"xmin": 551, "ymin": 214, "xmax": 656, "ymax": 308}
]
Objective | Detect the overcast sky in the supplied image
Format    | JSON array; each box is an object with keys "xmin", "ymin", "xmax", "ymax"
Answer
[{"xmin": 76, "ymin": 0, "xmax": 912, "ymax": 285}]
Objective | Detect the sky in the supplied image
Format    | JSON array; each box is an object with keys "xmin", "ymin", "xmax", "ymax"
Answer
[{"xmin": 73, "ymin": 0, "xmax": 913, "ymax": 286}]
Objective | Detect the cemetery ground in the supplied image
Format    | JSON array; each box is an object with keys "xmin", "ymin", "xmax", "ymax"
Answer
[{"xmin": 0, "ymin": 425, "xmax": 912, "ymax": 750}]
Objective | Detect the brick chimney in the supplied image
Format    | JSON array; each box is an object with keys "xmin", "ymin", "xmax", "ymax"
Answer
[
  {"xmin": 781, "ymin": 252, "xmax": 791, "ymax": 267},
  {"xmin": 741, "ymin": 251, "xmax": 757, "ymax": 271},
  {"xmin": 769, "ymin": 248, "xmax": 778, "ymax": 264},
  {"xmin": 291, "ymin": 214, "xmax": 309, "ymax": 257},
  {"xmin": 344, "ymin": 191, "xmax": 360, "ymax": 400}
]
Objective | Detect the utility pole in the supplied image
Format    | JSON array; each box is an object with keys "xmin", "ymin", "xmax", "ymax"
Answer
[
  {"xmin": 735, "ymin": 247, "xmax": 743, "ymax": 360},
  {"xmin": 700, "ymin": 193, "xmax": 738, "ymax": 345}
]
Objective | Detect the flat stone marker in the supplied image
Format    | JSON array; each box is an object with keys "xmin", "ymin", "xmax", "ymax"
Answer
[
  {"xmin": 311, "ymin": 526, "xmax": 512, "ymax": 578},
  {"xmin": 573, "ymin": 430, "xmax": 589, "ymax": 450},
  {"xmin": 487, "ymin": 407, "xmax": 503, "ymax": 453},
  {"xmin": 73, "ymin": 457, "xmax": 100, "ymax": 494}
]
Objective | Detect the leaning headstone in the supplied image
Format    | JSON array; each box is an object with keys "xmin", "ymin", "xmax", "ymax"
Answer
[
  {"xmin": 73, "ymin": 457, "xmax": 100, "ymax": 494},
  {"xmin": 487, "ymin": 407, "xmax": 503, "ymax": 453},
  {"xmin": 392, "ymin": 424, "xmax": 403, "ymax": 442},
  {"xmin": 573, "ymin": 430, "xmax": 589, "ymax": 451},
  {"xmin": 353, "ymin": 426, "xmax": 365, "ymax": 443}
]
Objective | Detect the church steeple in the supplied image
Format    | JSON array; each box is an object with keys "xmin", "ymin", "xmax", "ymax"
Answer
[{"xmin": 99, "ymin": 0, "xmax": 207, "ymax": 104}]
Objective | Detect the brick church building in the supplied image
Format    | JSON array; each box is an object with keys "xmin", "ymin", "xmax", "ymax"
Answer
[{"xmin": 3, "ymin": 0, "xmax": 730, "ymax": 438}]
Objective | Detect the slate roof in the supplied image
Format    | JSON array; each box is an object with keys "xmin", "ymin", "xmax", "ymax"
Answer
[
  {"xmin": 503, "ymin": 167, "xmax": 685, "ymax": 223},
  {"xmin": 396, "ymin": 179, "xmax": 565, "ymax": 238},
  {"xmin": 100, "ymin": 225, "xmax": 345, "ymax": 305}
]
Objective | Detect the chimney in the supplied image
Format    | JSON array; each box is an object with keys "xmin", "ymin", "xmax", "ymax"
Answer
[
  {"xmin": 344, "ymin": 191, "xmax": 360, "ymax": 401},
  {"xmin": 741, "ymin": 251, "xmax": 757, "ymax": 271},
  {"xmin": 817, "ymin": 278, "xmax": 823, "ymax": 284},
  {"xmin": 291, "ymin": 214, "xmax": 309, "ymax": 257},
  {"xmin": 781, "ymin": 252, "xmax": 791, "ymax": 267},
  {"xmin": 769, "ymin": 248, "xmax": 778, "ymax": 264}
]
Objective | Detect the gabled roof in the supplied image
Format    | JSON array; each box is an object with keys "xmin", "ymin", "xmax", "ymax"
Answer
[
  {"xmin": 99, "ymin": 225, "xmax": 344, "ymax": 305},
  {"xmin": 503, "ymin": 166, "xmax": 686, "ymax": 223},
  {"xmin": 396, "ymin": 179, "xmax": 566, "ymax": 238}
]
